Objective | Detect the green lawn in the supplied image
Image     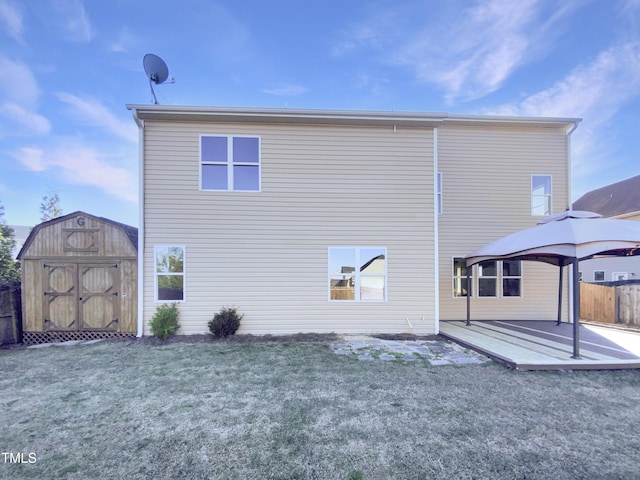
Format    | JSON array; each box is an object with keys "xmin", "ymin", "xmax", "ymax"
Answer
[{"xmin": 1, "ymin": 339, "xmax": 639, "ymax": 479}]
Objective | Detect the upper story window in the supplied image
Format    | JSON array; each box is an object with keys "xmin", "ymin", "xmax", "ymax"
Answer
[
  {"xmin": 201, "ymin": 135, "xmax": 261, "ymax": 191},
  {"xmin": 531, "ymin": 175, "xmax": 552, "ymax": 216}
]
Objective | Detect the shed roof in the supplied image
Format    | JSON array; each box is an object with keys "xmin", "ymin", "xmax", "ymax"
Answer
[
  {"xmin": 17, "ymin": 211, "xmax": 138, "ymax": 260},
  {"xmin": 573, "ymin": 175, "xmax": 640, "ymax": 218}
]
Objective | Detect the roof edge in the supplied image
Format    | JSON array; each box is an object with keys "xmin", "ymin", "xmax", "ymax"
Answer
[{"xmin": 126, "ymin": 104, "xmax": 581, "ymax": 128}]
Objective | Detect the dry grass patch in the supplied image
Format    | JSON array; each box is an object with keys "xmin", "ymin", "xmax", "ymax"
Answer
[{"xmin": 1, "ymin": 340, "xmax": 639, "ymax": 479}]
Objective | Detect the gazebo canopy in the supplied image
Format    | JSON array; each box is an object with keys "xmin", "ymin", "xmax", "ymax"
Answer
[
  {"xmin": 464, "ymin": 210, "xmax": 640, "ymax": 359},
  {"xmin": 466, "ymin": 211, "xmax": 640, "ymax": 268}
]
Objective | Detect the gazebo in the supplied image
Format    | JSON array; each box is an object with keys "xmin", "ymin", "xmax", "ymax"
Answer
[{"xmin": 464, "ymin": 211, "xmax": 640, "ymax": 358}]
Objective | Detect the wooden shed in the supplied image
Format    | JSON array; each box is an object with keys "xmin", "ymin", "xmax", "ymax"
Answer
[{"xmin": 17, "ymin": 211, "xmax": 138, "ymax": 344}]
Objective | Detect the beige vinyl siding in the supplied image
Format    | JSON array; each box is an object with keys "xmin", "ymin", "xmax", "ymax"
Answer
[
  {"xmin": 617, "ymin": 211, "xmax": 640, "ymax": 221},
  {"xmin": 438, "ymin": 125, "xmax": 570, "ymax": 321},
  {"xmin": 143, "ymin": 122, "xmax": 435, "ymax": 335}
]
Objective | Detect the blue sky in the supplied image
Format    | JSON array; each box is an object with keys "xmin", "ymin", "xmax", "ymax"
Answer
[{"xmin": 2, "ymin": 0, "xmax": 640, "ymax": 227}]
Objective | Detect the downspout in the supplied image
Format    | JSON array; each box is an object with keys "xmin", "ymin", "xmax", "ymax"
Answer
[
  {"xmin": 565, "ymin": 121, "xmax": 580, "ymax": 330},
  {"xmin": 433, "ymin": 127, "xmax": 440, "ymax": 334},
  {"xmin": 131, "ymin": 107, "xmax": 145, "ymax": 338}
]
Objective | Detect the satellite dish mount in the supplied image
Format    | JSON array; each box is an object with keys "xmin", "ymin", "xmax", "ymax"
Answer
[{"xmin": 143, "ymin": 54, "xmax": 171, "ymax": 104}]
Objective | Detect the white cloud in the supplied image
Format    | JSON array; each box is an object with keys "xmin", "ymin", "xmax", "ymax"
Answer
[
  {"xmin": 0, "ymin": 0, "xmax": 22, "ymax": 41},
  {"xmin": 0, "ymin": 56, "xmax": 41, "ymax": 106},
  {"xmin": 12, "ymin": 143, "xmax": 137, "ymax": 202},
  {"xmin": 0, "ymin": 57, "xmax": 49, "ymax": 135},
  {"xmin": 107, "ymin": 28, "xmax": 139, "ymax": 53},
  {"xmin": 1, "ymin": 102, "xmax": 51, "ymax": 135},
  {"xmin": 487, "ymin": 42, "xmax": 640, "ymax": 128},
  {"xmin": 486, "ymin": 42, "xmax": 640, "ymax": 195},
  {"xmin": 12, "ymin": 147, "xmax": 46, "ymax": 171},
  {"xmin": 55, "ymin": 93, "xmax": 137, "ymax": 143},
  {"xmin": 336, "ymin": 0, "xmax": 580, "ymax": 103},
  {"xmin": 262, "ymin": 84, "xmax": 309, "ymax": 96},
  {"xmin": 53, "ymin": 0, "xmax": 93, "ymax": 42}
]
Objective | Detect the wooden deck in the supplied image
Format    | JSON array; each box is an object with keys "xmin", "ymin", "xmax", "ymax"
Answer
[{"xmin": 439, "ymin": 320, "xmax": 640, "ymax": 371}]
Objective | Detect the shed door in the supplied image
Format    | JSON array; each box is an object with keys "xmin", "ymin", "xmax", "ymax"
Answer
[
  {"xmin": 43, "ymin": 264, "xmax": 78, "ymax": 331},
  {"xmin": 43, "ymin": 263, "xmax": 121, "ymax": 331},
  {"xmin": 78, "ymin": 264, "xmax": 120, "ymax": 331}
]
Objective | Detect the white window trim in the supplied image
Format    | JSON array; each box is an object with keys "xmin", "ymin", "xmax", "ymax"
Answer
[
  {"xmin": 593, "ymin": 270, "xmax": 605, "ymax": 282},
  {"xmin": 154, "ymin": 244, "xmax": 186, "ymax": 303},
  {"xmin": 454, "ymin": 259, "xmax": 523, "ymax": 299},
  {"xmin": 612, "ymin": 272, "xmax": 628, "ymax": 281},
  {"xmin": 531, "ymin": 174, "xmax": 552, "ymax": 216},
  {"xmin": 452, "ymin": 256, "xmax": 472, "ymax": 299},
  {"xmin": 478, "ymin": 260, "xmax": 498, "ymax": 298},
  {"xmin": 328, "ymin": 247, "xmax": 387, "ymax": 302},
  {"xmin": 200, "ymin": 134, "xmax": 262, "ymax": 192},
  {"xmin": 501, "ymin": 260, "xmax": 523, "ymax": 299}
]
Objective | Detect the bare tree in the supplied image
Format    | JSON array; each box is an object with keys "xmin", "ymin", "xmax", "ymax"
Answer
[{"xmin": 40, "ymin": 190, "xmax": 63, "ymax": 222}]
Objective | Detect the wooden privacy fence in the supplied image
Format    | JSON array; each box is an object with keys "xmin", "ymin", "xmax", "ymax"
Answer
[
  {"xmin": 580, "ymin": 282, "xmax": 640, "ymax": 327},
  {"xmin": 0, "ymin": 285, "xmax": 22, "ymax": 345},
  {"xmin": 617, "ymin": 285, "xmax": 640, "ymax": 327}
]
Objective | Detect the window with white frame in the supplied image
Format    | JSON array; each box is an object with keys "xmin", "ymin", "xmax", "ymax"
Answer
[
  {"xmin": 478, "ymin": 260, "xmax": 498, "ymax": 297},
  {"xmin": 613, "ymin": 272, "xmax": 628, "ymax": 281},
  {"xmin": 502, "ymin": 260, "xmax": 522, "ymax": 297},
  {"xmin": 452, "ymin": 257, "xmax": 472, "ymax": 297},
  {"xmin": 455, "ymin": 259, "xmax": 522, "ymax": 298},
  {"xmin": 329, "ymin": 247, "xmax": 386, "ymax": 301},
  {"xmin": 201, "ymin": 135, "xmax": 260, "ymax": 191},
  {"xmin": 531, "ymin": 175, "xmax": 552, "ymax": 216},
  {"xmin": 594, "ymin": 271, "xmax": 605, "ymax": 282},
  {"xmin": 155, "ymin": 245, "xmax": 185, "ymax": 301},
  {"xmin": 437, "ymin": 172, "xmax": 443, "ymax": 215}
]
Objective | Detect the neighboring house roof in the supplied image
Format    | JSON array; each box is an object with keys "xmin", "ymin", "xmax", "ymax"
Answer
[
  {"xmin": 17, "ymin": 211, "xmax": 138, "ymax": 259},
  {"xmin": 573, "ymin": 174, "xmax": 640, "ymax": 217},
  {"xmin": 8, "ymin": 225, "xmax": 32, "ymax": 259}
]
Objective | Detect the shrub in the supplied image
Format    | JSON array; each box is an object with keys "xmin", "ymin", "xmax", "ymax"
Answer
[
  {"xmin": 208, "ymin": 306, "xmax": 243, "ymax": 338},
  {"xmin": 149, "ymin": 303, "xmax": 180, "ymax": 340}
]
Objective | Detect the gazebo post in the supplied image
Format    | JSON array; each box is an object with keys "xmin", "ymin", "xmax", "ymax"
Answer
[
  {"xmin": 571, "ymin": 257, "xmax": 581, "ymax": 359},
  {"xmin": 466, "ymin": 267, "xmax": 471, "ymax": 326},
  {"xmin": 557, "ymin": 264, "xmax": 563, "ymax": 325}
]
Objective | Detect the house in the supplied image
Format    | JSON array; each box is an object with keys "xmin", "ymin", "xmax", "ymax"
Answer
[
  {"xmin": 17, "ymin": 211, "xmax": 138, "ymax": 345},
  {"xmin": 573, "ymin": 175, "xmax": 640, "ymax": 282},
  {"xmin": 128, "ymin": 105, "xmax": 580, "ymax": 336}
]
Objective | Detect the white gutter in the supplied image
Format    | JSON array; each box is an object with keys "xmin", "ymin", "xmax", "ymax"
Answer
[
  {"xmin": 125, "ymin": 104, "xmax": 580, "ymax": 130},
  {"xmin": 131, "ymin": 107, "xmax": 145, "ymax": 338},
  {"xmin": 433, "ymin": 128, "xmax": 440, "ymax": 335},
  {"xmin": 566, "ymin": 121, "xmax": 580, "ymax": 209}
]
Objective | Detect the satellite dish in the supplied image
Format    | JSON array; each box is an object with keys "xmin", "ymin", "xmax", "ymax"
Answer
[{"xmin": 143, "ymin": 54, "xmax": 170, "ymax": 104}]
